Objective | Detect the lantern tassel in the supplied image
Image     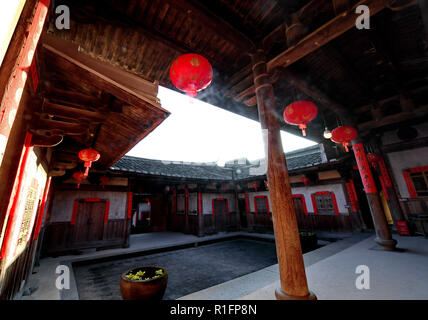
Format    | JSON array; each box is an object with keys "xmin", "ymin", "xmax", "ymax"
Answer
[
  {"xmin": 299, "ymin": 123, "xmax": 307, "ymax": 136},
  {"xmin": 186, "ymin": 90, "xmax": 197, "ymax": 97},
  {"xmin": 344, "ymin": 143, "xmax": 350, "ymax": 152}
]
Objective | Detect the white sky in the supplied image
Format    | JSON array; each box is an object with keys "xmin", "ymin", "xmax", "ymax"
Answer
[{"xmin": 126, "ymin": 86, "xmax": 316, "ymax": 166}]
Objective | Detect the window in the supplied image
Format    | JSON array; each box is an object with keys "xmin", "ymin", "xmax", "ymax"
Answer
[
  {"xmin": 410, "ymin": 171, "xmax": 428, "ymax": 197},
  {"xmin": 254, "ymin": 196, "xmax": 269, "ymax": 214},
  {"xmin": 176, "ymin": 194, "xmax": 185, "ymax": 214},
  {"xmin": 404, "ymin": 167, "xmax": 428, "ymax": 198},
  {"xmin": 311, "ymin": 192, "xmax": 339, "ymax": 215},
  {"xmin": 188, "ymin": 193, "xmax": 198, "ymax": 215}
]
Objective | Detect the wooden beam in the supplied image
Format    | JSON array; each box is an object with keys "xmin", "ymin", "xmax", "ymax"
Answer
[
  {"xmin": 358, "ymin": 104, "xmax": 428, "ymax": 131},
  {"xmin": 30, "ymin": 117, "xmax": 88, "ymax": 136},
  {"xmin": 267, "ymin": 0, "xmax": 391, "ymax": 73},
  {"xmin": 231, "ymin": 0, "xmax": 391, "ymax": 102},
  {"xmin": 282, "ymin": 69, "xmax": 353, "ymax": 123},
  {"xmin": 30, "ymin": 133, "xmax": 63, "ymax": 147},
  {"xmin": 43, "ymin": 87, "xmax": 106, "ymax": 108},
  {"xmin": 41, "ymin": 40, "xmax": 169, "ymax": 117},
  {"xmin": 50, "ymin": 161, "xmax": 77, "ymax": 170},
  {"xmin": 166, "ymin": 0, "xmax": 255, "ymax": 52},
  {"xmin": 42, "ymin": 100, "xmax": 106, "ymax": 122}
]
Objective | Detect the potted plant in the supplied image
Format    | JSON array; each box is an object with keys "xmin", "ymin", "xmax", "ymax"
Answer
[
  {"xmin": 299, "ymin": 231, "xmax": 318, "ymax": 251},
  {"xmin": 120, "ymin": 266, "xmax": 168, "ymax": 300}
]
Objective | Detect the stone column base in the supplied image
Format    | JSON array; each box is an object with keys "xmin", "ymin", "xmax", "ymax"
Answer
[
  {"xmin": 275, "ymin": 288, "xmax": 317, "ymax": 300},
  {"xmin": 375, "ymin": 237, "xmax": 397, "ymax": 251}
]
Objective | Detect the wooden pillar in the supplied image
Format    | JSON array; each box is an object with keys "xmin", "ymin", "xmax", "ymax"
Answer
[
  {"xmin": 352, "ymin": 141, "xmax": 397, "ymax": 250},
  {"xmin": 369, "ymin": 138, "xmax": 410, "ymax": 235},
  {"xmin": 184, "ymin": 187, "xmax": 189, "ymax": 233},
  {"xmin": 197, "ymin": 191, "xmax": 203, "ymax": 236},
  {"xmin": 251, "ymin": 49, "xmax": 315, "ymax": 300}
]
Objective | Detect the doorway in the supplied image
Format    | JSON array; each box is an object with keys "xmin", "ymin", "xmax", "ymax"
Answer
[{"xmin": 73, "ymin": 200, "xmax": 106, "ymax": 246}]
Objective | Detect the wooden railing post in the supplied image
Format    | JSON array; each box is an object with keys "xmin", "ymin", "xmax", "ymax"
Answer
[{"xmin": 250, "ymin": 49, "xmax": 315, "ymax": 300}]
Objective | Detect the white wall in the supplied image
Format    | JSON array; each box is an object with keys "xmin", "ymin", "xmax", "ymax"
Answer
[
  {"xmin": 386, "ymin": 146, "xmax": 428, "ymax": 198},
  {"xmin": 244, "ymin": 183, "xmax": 349, "ymax": 214},
  {"xmin": 50, "ymin": 190, "xmax": 128, "ymax": 222}
]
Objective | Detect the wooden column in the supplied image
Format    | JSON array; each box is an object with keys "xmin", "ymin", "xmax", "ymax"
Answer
[
  {"xmin": 369, "ymin": 138, "xmax": 409, "ymax": 235},
  {"xmin": 197, "ymin": 191, "xmax": 203, "ymax": 237},
  {"xmin": 352, "ymin": 141, "xmax": 397, "ymax": 250},
  {"xmin": 251, "ymin": 49, "xmax": 315, "ymax": 300}
]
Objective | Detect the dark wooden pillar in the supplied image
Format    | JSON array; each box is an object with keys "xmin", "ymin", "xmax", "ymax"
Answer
[
  {"xmin": 352, "ymin": 141, "xmax": 397, "ymax": 250},
  {"xmin": 251, "ymin": 49, "xmax": 315, "ymax": 300},
  {"xmin": 197, "ymin": 191, "xmax": 203, "ymax": 236},
  {"xmin": 369, "ymin": 138, "xmax": 410, "ymax": 235}
]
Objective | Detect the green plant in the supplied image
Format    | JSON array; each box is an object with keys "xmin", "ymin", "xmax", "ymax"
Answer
[
  {"xmin": 299, "ymin": 232, "xmax": 315, "ymax": 237},
  {"xmin": 125, "ymin": 269, "xmax": 164, "ymax": 281}
]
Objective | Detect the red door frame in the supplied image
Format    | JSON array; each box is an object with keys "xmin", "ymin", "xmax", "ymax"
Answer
[
  {"xmin": 70, "ymin": 198, "xmax": 110, "ymax": 225},
  {"xmin": 292, "ymin": 194, "xmax": 308, "ymax": 216},
  {"xmin": 254, "ymin": 195, "xmax": 270, "ymax": 214},
  {"xmin": 212, "ymin": 198, "xmax": 229, "ymax": 216},
  {"xmin": 311, "ymin": 191, "xmax": 340, "ymax": 215}
]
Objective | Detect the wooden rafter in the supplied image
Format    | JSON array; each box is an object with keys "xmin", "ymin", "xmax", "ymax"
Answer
[{"xmin": 229, "ymin": 0, "xmax": 393, "ymax": 103}]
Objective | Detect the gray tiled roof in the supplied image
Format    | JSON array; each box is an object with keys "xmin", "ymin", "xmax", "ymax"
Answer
[
  {"xmin": 110, "ymin": 156, "xmax": 234, "ymax": 181},
  {"xmin": 110, "ymin": 145, "xmax": 324, "ymax": 181}
]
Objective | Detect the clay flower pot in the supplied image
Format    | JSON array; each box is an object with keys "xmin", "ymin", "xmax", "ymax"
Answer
[
  {"xmin": 299, "ymin": 232, "xmax": 318, "ymax": 251},
  {"xmin": 120, "ymin": 266, "xmax": 168, "ymax": 300}
]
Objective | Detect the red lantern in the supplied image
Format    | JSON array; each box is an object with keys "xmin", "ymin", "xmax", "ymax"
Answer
[
  {"xmin": 283, "ymin": 101, "xmax": 318, "ymax": 136},
  {"xmin": 252, "ymin": 182, "xmax": 259, "ymax": 191},
  {"xmin": 100, "ymin": 176, "xmax": 110, "ymax": 188},
  {"xmin": 331, "ymin": 126, "xmax": 358, "ymax": 152},
  {"xmin": 170, "ymin": 53, "xmax": 213, "ymax": 97},
  {"xmin": 79, "ymin": 148, "xmax": 100, "ymax": 176},
  {"xmin": 73, "ymin": 171, "xmax": 86, "ymax": 189},
  {"xmin": 301, "ymin": 176, "xmax": 310, "ymax": 186}
]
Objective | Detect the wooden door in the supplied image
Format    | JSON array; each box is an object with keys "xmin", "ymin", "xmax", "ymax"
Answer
[
  {"xmin": 213, "ymin": 199, "xmax": 227, "ymax": 231},
  {"xmin": 238, "ymin": 199, "xmax": 247, "ymax": 228},
  {"xmin": 293, "ymin": 197, "xmax": 306, "ymax": 228},
  {"xmin": 74, "ymin": 201, "xmax": 106, "ymax": 245}
]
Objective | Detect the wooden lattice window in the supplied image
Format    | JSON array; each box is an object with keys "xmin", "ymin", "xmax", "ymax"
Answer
[
  {"xmin": 410, "ymin": 170, "xmax": 428, "ymax": 197},
  {"xmin": 254, "ymin": 196, "xmax": 269, "ymax": 214},
  {"xmin": 311, "ymin": 192, "xmax": 339, "ymax": 215}
]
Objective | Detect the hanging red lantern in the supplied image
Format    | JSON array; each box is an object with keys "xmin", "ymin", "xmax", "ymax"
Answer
[
  {"xmin": 100, "ymin": 176, "xmax": 110, "ymax": 188},
  {"xmin": 73, "ymin": 171, "xmax": 86, "ymax": 189},
  {"xmin": 283, "ymin": 101, "xmax": 318, "ymax": 136},
  {"xmin": 78, "ymin": 148, "xmax": 100, "ymax": 176},
  {"xmin": 169, "ymin": 53, "xmax": 213, "ymax": 97},
  {"xmin": 331, "ymin": 126, "xmax": 358, "ymax": 152},
  {"xmin": 252, "ymin": 182, "xmax": 259, "ymax": 191},
  {"xmin": 301, "ymin": 176, "xmax": 310, "ymax": 186}
]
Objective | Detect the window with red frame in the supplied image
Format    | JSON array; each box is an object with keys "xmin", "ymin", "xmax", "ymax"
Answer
[
  {"xmin": 254, "ymin": 196, "xmax": 269, "ymax": 214},
  {"xmin": 409, "ymin": 168, "xmax": 428, "ymax": 197},
  {"xmin": 312, "ymin": 192, "xmax": 338, "ymax": 215}
]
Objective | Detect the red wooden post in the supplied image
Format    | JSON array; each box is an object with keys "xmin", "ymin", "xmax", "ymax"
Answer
[{"xmin": 353, "ymin": 143, "xmax": 397, "ymax": 250}]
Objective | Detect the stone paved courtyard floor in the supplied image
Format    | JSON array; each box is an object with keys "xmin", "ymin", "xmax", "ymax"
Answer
[{"xmin": 73, "ymin": 239, "xmax": 278, "ymax": 300}]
